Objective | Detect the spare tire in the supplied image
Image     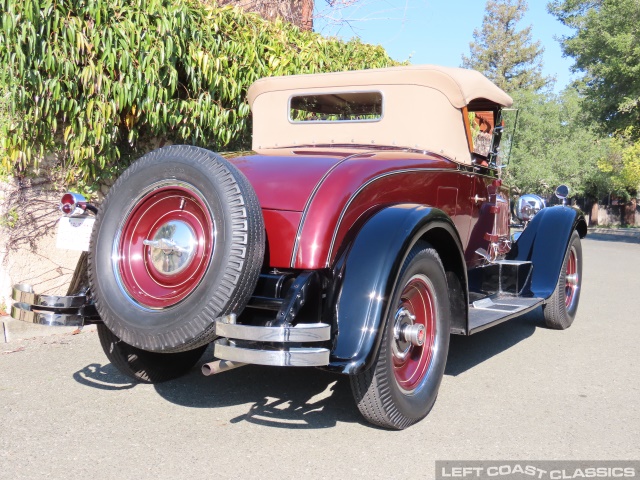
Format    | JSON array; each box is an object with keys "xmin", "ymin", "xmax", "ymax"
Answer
[{"xmin": 89, "ymin": 145, "xmax": 265, "ymax": 352}]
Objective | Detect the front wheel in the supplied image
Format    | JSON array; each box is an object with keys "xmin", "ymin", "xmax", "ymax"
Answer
[
  {"xmin": 350, "ymin": 243, "xmax": 450, "ymax": 430},
  {"xmin": 543, "ymin": 230, "xmax": 583, "ymax": 329}
]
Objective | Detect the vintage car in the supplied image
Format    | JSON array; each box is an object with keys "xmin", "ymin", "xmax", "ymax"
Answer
[{"xmin": 11, "ymin": 65, "xmax": 586, "ymax": 430}]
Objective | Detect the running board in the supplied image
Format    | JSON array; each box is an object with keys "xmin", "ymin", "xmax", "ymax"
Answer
[{"xmin": 468, "ymin": 296, "xmax": 544, "ymax": 334}]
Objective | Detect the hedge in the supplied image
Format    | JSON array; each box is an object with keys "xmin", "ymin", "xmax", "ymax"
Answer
[{"xmin": 0, "ymin": 0, "xmax": 397, "ymax": 190}]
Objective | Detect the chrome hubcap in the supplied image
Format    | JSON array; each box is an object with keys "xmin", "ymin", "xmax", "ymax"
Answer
[
  {"xmin": 144, "ymin": 220, "xmax": 197, "ymax": 276},
  {"xmin": 392, "ymin": 307, "xmax": 425, "ymax": 361},
  {"xmin": 391, "ymin": 274, "xmax": 437, "ymax": 393}
]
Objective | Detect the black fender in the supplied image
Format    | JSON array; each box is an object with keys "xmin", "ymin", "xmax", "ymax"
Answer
[
  {"xmin": 325, "ymin": 204, "xmax": 465, "ymax": 375},
  {"xmin": 507, "ymin": 205, "xmax": 587, "ymax": 299}
]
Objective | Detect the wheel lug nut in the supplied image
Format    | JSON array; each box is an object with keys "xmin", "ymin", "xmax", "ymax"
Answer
[{"xmin": 401, "ymin": 324, "xmax": 425, "ymax": 346}]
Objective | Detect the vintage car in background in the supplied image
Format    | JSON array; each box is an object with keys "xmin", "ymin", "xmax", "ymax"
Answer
[{"xmin": 11, "ymin": 65, "xmax": 586, "ymax": 430}]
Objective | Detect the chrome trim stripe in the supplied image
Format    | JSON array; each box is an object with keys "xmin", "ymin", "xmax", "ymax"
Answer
[
  {"xmin": 214, "ymin": 341, "xmax": 330, "ymax": 367},
  {"xmin": 12, "ymin": 284, "xmax": 86, "ymax": 308},
  {"xmin": 325, "ymin": 168, "xmax": 456, "ymax": 267},
  {"xmin": 11, "ymin": 303, "xmax": 84, "ymax": 327},
  {"xmin": 289, "ymin": 150, "xmax": 376, "ymax": 267},
  {"xmin": 215, "ymin": 321, "xmax": 330, "ymax": 342}
]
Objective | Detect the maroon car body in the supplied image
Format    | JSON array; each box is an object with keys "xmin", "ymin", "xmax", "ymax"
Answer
[{"xmin": 11, "ymin": 65, "xmax": 586, "ymax": 429}]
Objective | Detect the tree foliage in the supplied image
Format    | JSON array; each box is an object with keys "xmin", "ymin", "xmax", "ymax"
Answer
[
  {"xmin": 0, "ymin": 71, "xmax": 12, "ymax": 168},
  {"xmin": 0, "ymin": 0, "xmax": 396, "ymax": 190},
  {"xmin": 462, "ymin": 0, "xmax": 553, "ymax": 92},
  {"xmin": 598, "ymin": 134, "xmax": 640, "ymax": 198},
  {"xmin": 506, "ymin": 87, "xmax": 612, "ymax": 198},
  {"xmin": 549, "ymin": 0, "xmax": 640, "ymax": 139}
]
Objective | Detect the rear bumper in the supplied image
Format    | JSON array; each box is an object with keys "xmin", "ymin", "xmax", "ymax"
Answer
[
  {"xmin": 10, "ymin": 284, "xmax": 99, "ymax": 327},
  {"xmin": 213, "ymin": 315, "xmax": 331, "ymax": 367},
  {"xmin": 11, "ymin": 284, "xmax": 331, "ymax": 367}
]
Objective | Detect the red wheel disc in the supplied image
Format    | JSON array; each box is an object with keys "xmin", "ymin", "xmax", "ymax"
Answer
[
  {"xmin": 565, "ymin": 247, "xmax": 578, "ymax": 308},
  {"xmin": 392, "ymin": 274, "xmax": 437, "ymax": 392},
  {"xmin": 114, "ymin": 184, "xmax": 215, "ymax": 309}
]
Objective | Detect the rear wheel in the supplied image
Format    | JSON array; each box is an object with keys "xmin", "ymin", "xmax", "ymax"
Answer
[
  {"xmin": 90, "ymin": 145, "xmax": 265, "ymax": 353},
  {"xmin": 98, "ymin": 324, "xmax": 206, "ymax": 383},
  {"xmin": 350, "ymin": 243, "xmax": 450, "ymax": 430},
  {"xmin": 543, "ymin": 230, "xmax": 582, "ymax": 329}
]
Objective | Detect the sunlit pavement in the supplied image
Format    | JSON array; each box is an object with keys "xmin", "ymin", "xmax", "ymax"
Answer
[{"xmin": 1, "ymin": 236, "xmax": 638, "ymax": 480}]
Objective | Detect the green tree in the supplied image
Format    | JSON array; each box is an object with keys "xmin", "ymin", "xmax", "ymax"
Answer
[
  {"xmin": 549, "ymin": 0, "xmax": 640, "ymax": 138},
  {"xmin": 506, "ymin": 87, "xmax": 612, "ymax": 198},
  {"xmin": 0, "ymin": 74, "xmax": 10, "ymax": 166},
  {"xmin": 462, "ymin": 0, "xmax": 553, "ymax": 92},
  {"xmin": 598, "ymin": 134, "xmax": 640, "ymax": 198}
]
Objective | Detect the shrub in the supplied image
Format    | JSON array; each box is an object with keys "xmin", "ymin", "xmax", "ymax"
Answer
[
  {"xmin": 0, "ymin": 69, "xmax": 12, "ymax": 167},
  {"xmin": 0, "ymin": 0, "xmax": 397, "ymax": 191}
]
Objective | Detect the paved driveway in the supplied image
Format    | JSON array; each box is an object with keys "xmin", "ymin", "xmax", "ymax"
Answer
[{"xmin": 1, "ymin": 236, "xmax": 638, "ymax": 480}]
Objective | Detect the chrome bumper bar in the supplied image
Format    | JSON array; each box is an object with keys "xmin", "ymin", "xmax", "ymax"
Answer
[
  {"xmin": 213, "ymin": 316, "xmax": 331, "ymax": 367},
  {"xmin": 215, "ymin": 321, "xmax": 330, "ymax": 343},
  {"xmin": 12, "ymin": 284, "xmax": 86, "ymax": 308},
  {"xmin": 10, "ymin": 284, "xmax": 97, "ymax": 327},
  {"xmin": 214, "ymin": 340, "xmax": 330, "ymax": 367},
  {"xmin": 11, "ymin": 302, "xmax": 85, "ymax": 327}
]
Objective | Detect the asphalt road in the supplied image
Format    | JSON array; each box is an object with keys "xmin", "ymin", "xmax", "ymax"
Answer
[{"xmin": 1, "ymin": 236, "xmax": 638, "ymax": 480}]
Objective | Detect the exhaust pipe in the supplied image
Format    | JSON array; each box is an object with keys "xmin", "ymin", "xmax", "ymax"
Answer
[{"xmin": 201, "ymin": 359, "xmax": 246, "ymax": 376}]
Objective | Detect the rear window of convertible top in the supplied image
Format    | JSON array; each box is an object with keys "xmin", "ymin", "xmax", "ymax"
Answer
[{"xmin": 289, "ymin": 91, "xmax": 383, "ymax": 123}]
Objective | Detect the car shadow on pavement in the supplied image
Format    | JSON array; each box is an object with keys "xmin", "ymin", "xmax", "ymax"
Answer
[
  {"xmin": 445, "ymin": 308, "xmax": 541, "ymax": 377},
  {"xmin": 74, "ymin": 363, "xmax": 139, "ymax": 391},
  {"xmin": 74, "ymin": 351, "xmax": 364, "ymax": 429},
  {"xmin": 73, "ymin": 309, "xmax": 546, "ymax": 429}
]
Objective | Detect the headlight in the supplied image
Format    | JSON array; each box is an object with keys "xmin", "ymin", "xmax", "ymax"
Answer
[{"xmin": 515, "ymin": 194, "xmax": 545, "ymax": 222}]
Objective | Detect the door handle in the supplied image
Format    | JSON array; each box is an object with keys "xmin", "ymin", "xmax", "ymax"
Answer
[{"xmin": 470, "ymin": 194, "xmax": 487, "ymax": 205}]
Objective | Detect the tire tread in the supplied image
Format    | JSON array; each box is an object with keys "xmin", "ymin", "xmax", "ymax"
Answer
[
  {"xmin": 350, "ymin": 244, "xmax": 449, "ymax": 430},
  {"xmin": 97, "ymin": 324, "xmax": 206, "ymax": 383},
  {"xmin": 543, "ymin": 230, "xmax": 582, "ymax": 330},
  {"xmin": 89, "ymin": 146, "xmax": 264, "ymax": 352}
]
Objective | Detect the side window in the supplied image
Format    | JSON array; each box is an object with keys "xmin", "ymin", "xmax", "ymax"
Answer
[
  {"xmin": 467, "ymin": 107, "xmax": 518, "ymax": 169},
  {"xmin": 468, "ymin": 110, "xmax": 495, "ymax": 158},
  {"xmin": 492, "ymin": 108, "xmax": 519, "ymax": 168}
]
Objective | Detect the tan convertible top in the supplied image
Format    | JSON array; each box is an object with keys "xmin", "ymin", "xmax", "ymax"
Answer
[
  {"xmin": 247, "ymin": 65, "xmax": 513, "ymax": 165},
  {"xmin": 247, "ymin": 65, "xmax": 512, "ymax": 110}
]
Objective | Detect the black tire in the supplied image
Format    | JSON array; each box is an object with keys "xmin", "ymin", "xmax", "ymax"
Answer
[
  {"xmin": 89, "ymin": 145, "xmax": 265, "ymax": 353},
  {"xmin": 543, "ymin": 230, "xmax": 582, "ymax": 329},
  {"xmin": 350, "ymin": 243, "xmax": 451, "ymax": 430},
  {"xmin": 97, "ymin": 324, "xmax": 206, "ymax": 383}
]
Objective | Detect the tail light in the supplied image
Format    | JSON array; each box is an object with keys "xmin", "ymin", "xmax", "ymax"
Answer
[{"xmin": 60, "ymin": 192, "xmax": 87, "ymax": 217}]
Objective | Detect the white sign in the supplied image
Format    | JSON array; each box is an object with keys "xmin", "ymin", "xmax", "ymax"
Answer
[{"xmin": 56, "ymin": 216, "xmax": 96, "ymax": 251}]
